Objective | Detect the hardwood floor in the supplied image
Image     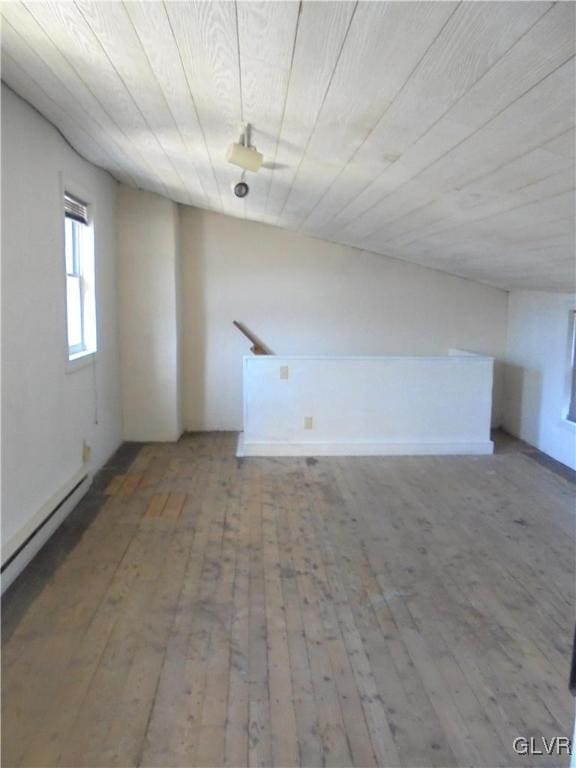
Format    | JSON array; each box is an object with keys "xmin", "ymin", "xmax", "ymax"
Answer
[{"xmin": 2, "ymin": 432, "xmax": 574, "ymax": 767}]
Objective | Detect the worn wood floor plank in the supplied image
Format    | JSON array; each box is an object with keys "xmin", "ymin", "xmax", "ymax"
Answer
[{"xmin": 2, "ymin": 432, "xmax": 573, "ymax": 768}]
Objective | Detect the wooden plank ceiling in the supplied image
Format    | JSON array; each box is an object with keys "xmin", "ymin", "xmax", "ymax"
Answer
[{"xmin": 1, "ymin": 1, "xmax": 574, "ymax": 291}]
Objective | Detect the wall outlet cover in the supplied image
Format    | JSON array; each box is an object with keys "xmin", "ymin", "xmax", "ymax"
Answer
[
  {"xmin": 280, "ymin": 365, "xmax": 289, "ymax": 379},
  {"xmin": 304, "ymin": 416, "xmax": 314, "ymax": 430}
]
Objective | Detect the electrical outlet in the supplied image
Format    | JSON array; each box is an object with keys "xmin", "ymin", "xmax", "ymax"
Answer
[
  {"xmin": 304, "ymin": 416, "xmax": 314, "ymax": 430},
  {"xmin": 82, "ymin": 440, "xmax": 91, "ymax": 464},
  {"xmin": 280, "ymin": 365, "xmax": 289, "ymax": 380}
]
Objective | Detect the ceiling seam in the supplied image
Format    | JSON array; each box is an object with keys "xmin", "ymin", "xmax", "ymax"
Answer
[
  {"xmin": 121, "ymin": 0, "xmax": 210, "ymax": 207},
  {"xmin": 297, "ymin": 0, "xmax": 463, "ymax": 232},
  {"xmin": 0, "ymin": 63, "xmax": 132, "ymax": 186},
  {"xmin": 1, "ymin": 19, "xmax": 139, "ymax": 185},
  {"xmin": 382, "ymin": 133, "xmax": 576, "ymax": 248},
  {"xmin": 162, "ymin": 0, "xmax": 224, "ymax": 214},
  {"xmin": 353, "ymin": 51, "xmax": 576, "ymax": 246},
  {"xmin": 303, "ymin": 0, "xmax": 556, "ymax": 236},
  {"xmin": 273, "ymin": 0, "xmax": 359, "ymax": 227},
  {"xmin": 392, "ymin": 189, "xmax": 574, "ymax": 251},
  {"xmin": 74, "ymin": 0, "xmax": 192, "ymax": 203},
  {"xmin": 234, "ymin": 0, "xmax": 244, "ymax": 127},
  {"xmin": 378, "ymin": 176, "xmax": 575, "ymax": 251},
  {"xmin": 20, "ymin": 1, "xmax": 169, "ymax": 196},
  {"xmin": 262, "ymin": 0, "xmax": 303, "ymax": 220}
]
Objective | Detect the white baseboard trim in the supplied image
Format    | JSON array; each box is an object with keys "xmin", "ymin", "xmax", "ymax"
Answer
[
  {"xmin": 1, "ymin": 469, "xmax": 91, "ymax": 594},
  {"xmin": 237, "ymin": 435, "xmax": 494, "ymax": 458}
]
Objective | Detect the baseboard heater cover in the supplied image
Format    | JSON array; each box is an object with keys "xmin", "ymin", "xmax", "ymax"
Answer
[
  {"xmin": 1, "ymin": 470, "xmax": 90, "ymax": 590},
  {"xmin": 237, "ymin": 435, "xmax": 494, "ymax": 457}
]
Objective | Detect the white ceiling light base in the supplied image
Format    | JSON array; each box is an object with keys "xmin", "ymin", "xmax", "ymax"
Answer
[{"xmin": 227, "ymin": 124, "xmax": 263, "ymax": 173}]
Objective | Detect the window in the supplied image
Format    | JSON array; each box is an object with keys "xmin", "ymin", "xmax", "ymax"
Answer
[
  {"xmin": 568, "ymin": 311, "xmax": 576, "ymax": 423},
  {"xmin": 64, "ymin": 193, "xmax": 96, "ymax": 360}
]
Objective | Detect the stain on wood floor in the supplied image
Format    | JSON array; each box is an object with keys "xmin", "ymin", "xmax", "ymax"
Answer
[{"xmin": 2, "ymin": 432, "xmax": 574, "ymax": 767}]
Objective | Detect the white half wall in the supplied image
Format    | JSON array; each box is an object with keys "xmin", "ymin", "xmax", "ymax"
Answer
[
  {"xmin": 117, "ymin": 186, "xmax": 182, "ymax": 442},
  {"xmin": 180, "ymin": 208, "xmax": 508, "ymax": 431},
  {"xmin": 504, "ymin": 291, "xmax": 576, "ymax": 469},
  {"xmin": 241, "ymin": 354, "xmax": 494, "ymax": 456},
  {"xmin": 1, "ymin": 85, "xmax": 122, "ymax": 578}
]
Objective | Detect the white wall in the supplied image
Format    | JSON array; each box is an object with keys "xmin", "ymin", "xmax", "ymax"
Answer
[
  {"xmin": 1, "ymin": 85, "xmax": 122, "ymax": 553},
  {"xmin": 242, "ymin": 354, "xmax": 494, "ymax": 456},
  {"xmin": 180, "ymin": 208, "xmax": 508, "ymax": 431},
  {"xmin": 117, "ymin": 186, "xmax": 182, "ymax": 442},
  {"xmin": 504, "ymin": 291, "xmax": 576, "ymax": 469}
]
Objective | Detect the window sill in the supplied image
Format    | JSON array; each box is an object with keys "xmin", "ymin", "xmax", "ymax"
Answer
[
  {"xmin": 66, "ymin": 351, "xmax": 96, "ymax": 374},
  {"xmin": 559, "ymin": 417, "xmax": 576, "ymax": 432}
]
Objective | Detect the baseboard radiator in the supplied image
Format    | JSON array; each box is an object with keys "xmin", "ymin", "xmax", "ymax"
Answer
[{"xmin": 1, "ymin": 469, "xmax": 90, "ymax": 593}]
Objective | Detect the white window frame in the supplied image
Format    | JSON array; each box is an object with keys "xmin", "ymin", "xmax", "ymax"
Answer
[
  {"xmin": 565, "ymin": 309, "xmax": 576, "ymax": 425},
  {"xmin": 66, "ymin": 216, "xmax": 86, "ymax": 357},
  {"xmin": 60, "ymin": 174, "xmax": 98, "ymax": 373}
]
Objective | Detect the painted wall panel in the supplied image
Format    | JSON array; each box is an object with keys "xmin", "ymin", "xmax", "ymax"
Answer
[
  {"xmin": 241, "ymin": 354, "xmax": 494, "ymax": 456},
  {"xmin": 180, "ymin": 207, "xmax": 508, "ymax": 431},
  {"xmin": 504, "ymin": 291, "xmax": 576, "ymax": 469},
  {"xmin": 1, "ymin": 84, "xmax": 122, "ymax": 557},
  {"xmin": 117, "ymin": 186, "xmax": 182, "ymax": 442}
]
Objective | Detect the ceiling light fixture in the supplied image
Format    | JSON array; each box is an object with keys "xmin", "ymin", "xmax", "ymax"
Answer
[{"xmin": 226, "ymin": 123, "xmax": 263, "ymax": 173}]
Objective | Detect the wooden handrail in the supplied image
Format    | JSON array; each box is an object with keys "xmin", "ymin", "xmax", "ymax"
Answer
[{"xmin": 233, "ymin": 321, "xmax": 274, "ymax": 356}]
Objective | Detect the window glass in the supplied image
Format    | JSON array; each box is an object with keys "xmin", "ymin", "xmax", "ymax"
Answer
[
  {"xmin": 64, "ymin": 194, "xmax": 96, "ymax": 360},
  {"xmin": 568, "ymin": 311, "xmax": 576, "ymax": 423},
  {"xmin": 65, "ymin": 217, "xmax": 75, "ymax": 274},
  {"xmin": 66, "ymin": 275, "xmax": 82, "ymax": 350}
]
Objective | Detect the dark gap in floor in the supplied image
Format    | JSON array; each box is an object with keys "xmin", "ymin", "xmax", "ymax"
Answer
[
  {"xmin": 493, "ymin": 427, "xmax": 576, "ymax": 485},
  {"xmin": 522, "ymin": 446, "xmax": 576, "ymax": 485}
]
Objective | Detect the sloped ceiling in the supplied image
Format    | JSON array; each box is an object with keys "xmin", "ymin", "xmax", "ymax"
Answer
[{"xmin": 1, "ymin": 1, "xmax": 574, "ymax": 291}]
